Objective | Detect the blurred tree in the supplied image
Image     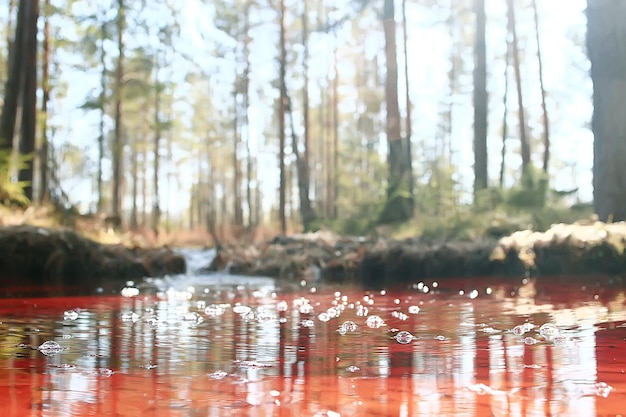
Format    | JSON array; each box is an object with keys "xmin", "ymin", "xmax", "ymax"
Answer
[
  {"xmin": 506, "ymin": 0, "xmax": 530, "ymax": 173},
  {"xmin": 379, "ymin": 0, "xmax": 414, "ymax": 224},
  {"xmin": 587, "ymin": 0, "xmax": 626, "ymax": 221},
  {"xmin": 532, "ymin": 0, "xmax": 550, "ymax": 174},
  {"xmin": 473, "ymin": 0, "xmax": 487, "ymax": 198}
]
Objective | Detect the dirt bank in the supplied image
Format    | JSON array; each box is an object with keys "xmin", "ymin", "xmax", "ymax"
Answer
[
  {"xmin": 0, "ymin": 225, "xmax": 186, "ymax": 294},
  {"xmin": 206, "ymin": 221, "xmax": 626, "ymax": 289}
]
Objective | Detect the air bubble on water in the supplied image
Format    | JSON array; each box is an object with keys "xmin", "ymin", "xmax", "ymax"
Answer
[
  {"xmin": 408, "ymin": 305, "xmax": 420, "ymax": 314},
  {"xmin": 143, "ymin": 316, "xmax": 159, "ymax": 329},
  {"xmin": 366, "ymin": 315, "xmax": 385, "ymax": 329},
  {"xmin": 256, "ymin": 307, "xmax": 277, "ymax": 322},
  {"xmin": 196, "ymin": 300, "xmax": 206, "ymax": 310},
  {"xmin": 183, "ymin": 312, "xmax": 205, "ymax": 326},
  {"xmin": 539, "ymin": 323, "xmax": 559, "ymax": 339},
  {"xmin": 346, "ymin": 365, "xmax": 360, "ymax": 373},
  {"xmin": 459, "ymin": 290, "xmax": 465, "ymax": 295},
  {"xmin": 302, "ymin": 319, "xmax": 315, "ymax": 328},
  {"xmin": 432, "ymin": 281, "xmax": 439, "ymax": 288},
  {"xmin": 434, "ymin": 335, "xmax": 448, "ymax": 341},
  {"xmin": 394, "ymin": 331, "xmax": 416, "ymax": 344},
  {"xmin": 64, "ymin": 310, "xmax": 79, "ymax": 321},
  {"xmin": 38, "ymin": 341, "xmax": 65, "ymax": 356},
  {"xmin": 338, "ymin": 321, "xmax": 358, "ymax": 335},
  {"xmin": 210, "ymin": 370, "xmax": 228, "ymax": 379},
  {"xmin": 391, "ymin": 311, "xmax": 408, "ymax": 321},
  {"xmin": 469, "ymin": 289, "xmax": 479, "ymax": 299},
  {"xmin": 142, "ymin": 362, "xmax": 157, "ymax": 369},
  {"xmin": 299, "ymin": 303, "xmax": 314, "ymax": 315},
  {"xmin": 121, "ymin": 287, "xmax": 140, "ymax": 297},
  {"xmin": 394, "ymin": 298, "xmax": 400, "ymax": 305},
  {"xmin": 522, "ymin": 323, "xmax": 535, "ymax": 332},
  {"xmin": 276, "ymin": 300, "xmax": 289, "ymax": 312},
  {"xmin": 486, "ymin": 287, "xmax": 493, "ymax": 295},
  {"xmin": 551, "ymin": 335, "xmax": 569, "ymax": 346},
  {"xmin": 524, "ymin": 337, "xmax": 539, "ymax": 345},
  {"xmin": 512, "ymin": 325, "xmax": 526, "ymax": 336},
  {"xmin": 422, "ymin": 285, "xmax": 430, "ymax": 294},
  {"xmin": 356, "ymin": 305, "xmax": 368, "ymax": 317},
  {"xmin": 380, "ymin": 290, "xmax": 387, "ymax": 296},
  {"xmin": 233, "ymin": 305, "xmax": 252, "ymax": 315},
  {"xmin": 121, "ymin": 311, "xmax": 139, "ymax": 322},
  {"xmin": 327, "ymin": 307, "xmax": 341, "ymax": 318},
  {"xmin": 300, "ymin": 280, "xmax": 307, "ymax": 287},
  {"xmin": 99, "ymin": 369, "xmax": 114, "ymax": 378},
  {"xmin": 482, "ymin": 327, "xmax": 500, "ymax": 334},
  {"xmin": 204, "ymin": 305, "xmax": 226, "ymax": 317},
  {"xmin": 318, "ymin": 312, "xmax": 331, "ymax": 322},
  {"xmin": 593, "ymin": 382, "xmax": 613, "ymax": 398}
]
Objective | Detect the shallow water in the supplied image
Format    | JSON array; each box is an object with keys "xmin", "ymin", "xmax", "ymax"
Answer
[{"xmin": 0, "ymin": 256, "xmax": 625, "ymax": 416}]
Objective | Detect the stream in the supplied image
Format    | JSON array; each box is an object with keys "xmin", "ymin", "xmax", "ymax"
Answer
[{"xmin": 0, "ymin": 248, "xmax": 624, "ymax": 416}]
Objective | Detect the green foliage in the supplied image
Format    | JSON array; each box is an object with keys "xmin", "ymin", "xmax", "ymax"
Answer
[
  {"xmin": 0, "ymin": 149, "xmax": 31, "ymax": 207},
  {"xmin": 506, "ymin": 165, "xmax": 549, "ymax": 210}
]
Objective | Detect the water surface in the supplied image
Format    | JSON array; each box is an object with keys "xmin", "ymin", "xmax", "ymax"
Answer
[{"xmin": 0, "ymin": 254, "xmax": 624, "ymax": 416}]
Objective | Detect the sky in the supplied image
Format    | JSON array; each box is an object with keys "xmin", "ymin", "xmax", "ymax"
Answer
[{"xmin": 39, "ymin": 0, "xmax": 594, "ymax": 215}]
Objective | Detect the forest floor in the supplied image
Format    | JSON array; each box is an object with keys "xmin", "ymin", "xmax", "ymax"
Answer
[{"xmin": 1, "ymin": 205, "xmax": 625, "ymax": 292}]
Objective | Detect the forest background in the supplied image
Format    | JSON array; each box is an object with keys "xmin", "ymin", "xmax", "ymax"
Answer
[{"xmin": 0, "ymin": 0, "xmax": 621, "ymax": 246}]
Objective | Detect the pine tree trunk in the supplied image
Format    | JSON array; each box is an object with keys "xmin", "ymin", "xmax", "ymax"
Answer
[
  {"xmin": 380, "ymin": 0, "xmax": 413, "ymax": 223},
  {"xmin": 587, "ymin": 0, "xmax": 626, "ymax": 221},
  {"xmin": 17, "ymin": 0, "xmax": 38, "ymax": 201},
  {"xmin": 278, "ymin": 0, "xmax": 287, "ymax": 235},
  {"xmin": 473, "ymin": 0, "xmax": 488, "ymax": 197},
  {"xmin": 507, "ymin": 0, "xmax": 530, "ymax": 172},
  {"xmin": 112, "ymin": 0, "xmax": 125, "ymax": 225},
  {"xmin": 532, "ymin": 0, "xmax": 550, "ymax": 173},
  {"xmin": 0, "ymin": 0, "xmax": 26, "ymax": 150},
  {"xmin": 38, "ymin": 0, "xmax": 50, "ymax": 205}
]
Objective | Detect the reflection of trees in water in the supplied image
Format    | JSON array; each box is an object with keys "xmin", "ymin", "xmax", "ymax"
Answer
[{"xmin": 0, "ymin": 290, "xmax": 622, "ymax": 415}]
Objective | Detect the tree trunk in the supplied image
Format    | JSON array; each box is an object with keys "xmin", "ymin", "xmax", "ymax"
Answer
[
  {"xmin": 507, "ymin": 0, "xmax": 530, "ymax": 172},
  {"xmin": 401, "ymin": 0, "xmax": 414, "ymax": 212},
  {"xmin": 38, "ymin": 0, "xmax": 50, "ymax": 205},
  {"xmin": 112, "ymin": 0, "xmax": 125, "ymax": 225},
  {"xmin": 152, "ymin": 53, "xmax": 162, "ymax": 239},
  {"xmin": 500, "ymin": 41, "xmax": 510, "ymax": 189},
  {"xmin": 17, "ymin": 0, "xmax": 38, "ymax": 201},
  {"xmin": 97, "ymin": 12, "xmax": 107, "ymax": 212},
  {"xmin": 0, "ymin": 0, "xmax": 26, "ymax": 150},
  {"xmin": 278, "ymin": 0, "xmax": 287, "ymax": 235},
  {"xmin": 299, "ymin": 1, "xmax": 316, "ymax": 231},
  {"xmin": 587, "ymin": 0, "xmax": 626, "ymax": 221},
  {"xmin": 532, "ymin": 0, "xmax": 550, "ymax": 173},
  {"xmin": 380, "ymin": 0, "xmax": 413, "ymax": 224},
  {"xmin": 473, "ymin": 0, "xmax": 488, "ymax": 198}
]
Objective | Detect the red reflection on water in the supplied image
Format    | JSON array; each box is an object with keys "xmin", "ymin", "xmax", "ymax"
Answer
[{"xmin": 0, "ymin": 278, "xmax": 624, "ymax": 416}]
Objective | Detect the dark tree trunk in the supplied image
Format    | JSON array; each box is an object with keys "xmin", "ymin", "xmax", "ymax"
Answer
[
  {"xmin": 17, "ymin": 0, "xmax": 38, "ymax": 201},
  {"xmin": 112, "ymin": 0, "xmax": 125, "ymax": 225},
  {"xmin": 278, "ymin": 0, "xmax": 287, "ymax": 234},
  {"xmin": 380, "ymin": 0, "xmax": 413, "ymax": 224},
  {"xmin": 153, "ymin": 53, "xmax": 162, "ymax": 239},
  {"xmin": 38, "ymin": 0, "xmax": 50, "ymax": 204},
  {"xmin": 299, "ymin": 1, "xmax": 316, "ymax": 231},
  {"xmin": 507, "ymin": 0, "xmax": 530, "ymax": 172},
  {"xmin": 97, "ymin": 13, "xmax": 107, "ymax": 213},
  {"xmin": 532, "ymin": 0, "xmax": 550, "ymax": 173},
  {"xmin": 473, "ymin": 0, "xmax": 488, "ymax": 197},
  {"xmin": 0, "ymin": 0, "xmax": 26, "ymax": 150},
  {"xmin": 587, "ymin": 0, "xmax": 626, "ymax": 221},
  {"xmin": 401, "ymin": 0, "xmax": 414, "ymax": 212}
]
